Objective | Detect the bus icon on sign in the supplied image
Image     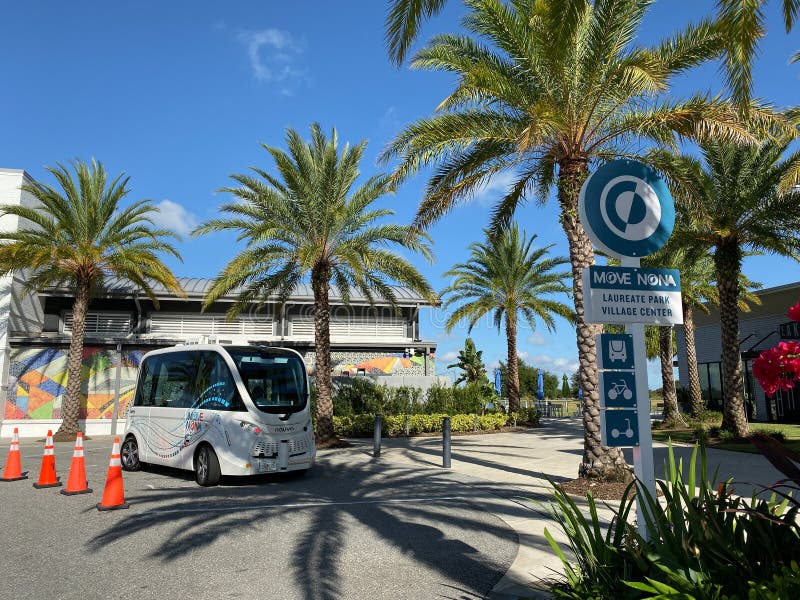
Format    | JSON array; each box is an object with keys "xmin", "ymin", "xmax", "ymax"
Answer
[
  {"xmin": 597, "ymin": 334, "xmax": 634, "ymax": 371},
  {"xmin": 608, "ymin": 339, "xmax": 627, "ymax": 362}
]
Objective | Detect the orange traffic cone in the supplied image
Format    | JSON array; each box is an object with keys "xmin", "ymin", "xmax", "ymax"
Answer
[
  {"xmin": 33, "ymin": 430, "xmax": 61, "ymax": 489},
  {"xmin": 60, "ymin": 432, "xmax": 92, "ymax": 495},
  {"xmin": 1, "ymin": 428, "xmax": 28, "ymax": 481},
  {"xmin": 96, "ymin": 437, "xmax": 129, "ymax": 511}
]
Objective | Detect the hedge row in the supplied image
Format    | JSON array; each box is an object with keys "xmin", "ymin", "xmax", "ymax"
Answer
[{"xmin": 332, "ymin": 408, "xmax": 540, "ymax": 437}]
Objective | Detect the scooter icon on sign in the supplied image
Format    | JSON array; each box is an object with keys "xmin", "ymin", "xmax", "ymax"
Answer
[
  {"xmin": 611, "ymin": 418, "xmax": 635, "ymax": 439},
  {"xmin": 607, "ymin": 379, "xmax": 633, "ymax": 401}
]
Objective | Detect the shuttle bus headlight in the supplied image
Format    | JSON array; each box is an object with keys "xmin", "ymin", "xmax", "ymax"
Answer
[{"xmin": 239, "ymin": 420, "xmax": 262, "ymax": 435}]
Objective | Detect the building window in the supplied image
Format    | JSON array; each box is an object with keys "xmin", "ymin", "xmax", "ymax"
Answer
[
  {"xmin": 697, "ymin": 362, "xmax": 724, "ymax": 410},
  {"xmin": 148, "ymin": 313, "xmax": 274, "ymax": 339},
  {"xmin": 62, "ymin": 311, "xmax": 132, "ymax": 337}
]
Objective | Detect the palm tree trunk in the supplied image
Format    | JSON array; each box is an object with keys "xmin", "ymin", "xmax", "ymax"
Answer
[
  {"xmin": 659, "ymin": 325, "xmax": 684, "ymax": 427},
  {"xmin": 682, "ymin": 300, "xmax": 704, "ymax": 418},
  {"xmin": 312, "ymin": 263, "xmax": 335, "ymax": 442},
  {"xmin": 56, "ymin": 277, "xmax": 90, "ymax": 438},
  {"xmin": 558, "ymin": 158, "xmax": 629, "ymax": 480},
  {"xmin": 714, "ymin": 242, "xmax": 748, "ymax": 437},
  {"xmin": 505, "ymin": 317, "xmax": 520, "ymax": 414}
]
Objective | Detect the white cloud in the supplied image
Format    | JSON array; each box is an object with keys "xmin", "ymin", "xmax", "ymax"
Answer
[
  {"xmin": 517, "ymin": 351, "xmax": 529, "ymax": 362},
  {"xmin": 528, "ymin": 332, "xmax": 547, "ymax": 346},
  {"xmin": 150, "ymin": 200, "xmax": 198, "ymax": 238},
  {"xmin": 487, "ymin": 359, "xmax": 501, "ymax": 370},
  {"xmin": 238, "ymin": 28, "xmax": 307, "ymax": 86},
  {"xmin": 439, "ymin": 351, "xmax": 459, "ymax": 362},
  {"xmin": 379, "ymin": 106, "xmax": 402, "ymax": 132},
  {"xmin": 473, "ymin": 170, "xmax": 517, "ymax": 206},
  {"xmin": 529, "ymin": 354, "xmax": 580, "ymax": 374}
]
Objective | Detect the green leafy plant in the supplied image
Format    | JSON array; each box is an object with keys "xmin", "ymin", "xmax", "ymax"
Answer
[{"xmin": 545, "ymin": 442, "xmax": 800, "ymax": 599}]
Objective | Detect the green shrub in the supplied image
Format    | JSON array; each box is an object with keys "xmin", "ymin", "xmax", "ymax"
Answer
[
  {"xmin": 545, "ymin": 443, "xmax": 800, "ymax": 599},
  {"xmin": 331, "ymin": 409, "xmax": 542, "ymax": 438},
  {"xmin": 693, "ymin": 425, "xmax": 708, "ymax": 445},
  {"xmin": 719, "ymin": 429, "xmax": 736, "ymax": 442},
  {"xmin": 752, "ymin": 428, "xmax": 787, "ymax": 443},
  {"xmin": 699, "ymin": 409, "xmax": 723, "ymax": 423}
]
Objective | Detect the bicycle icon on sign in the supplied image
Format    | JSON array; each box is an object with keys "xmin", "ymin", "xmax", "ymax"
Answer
[
  {"xmin": 611, "ymin": 418, "xmax": 635, "ymax": 439},
  {"xmin": 607, "ymin": 379, "xmax": 633, "ymax": 401}
]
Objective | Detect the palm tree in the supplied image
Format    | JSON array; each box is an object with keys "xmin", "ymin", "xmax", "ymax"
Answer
[
  {"xmin": 386, "ymin": 0, "xmax": 448, "ymax": 65},
  {"xmin": 648, "ymin": 140, "xmax": 800, "ymax": 437},
  {"xmin": 441, "ymin": 224, "xmax": 572, "ymax": 413},
  {"xmin": 657, "ymin": 243, "xmax": 762, "ymax": 419},
  {"xmin": 386, "ymin": 0, "xmax": 800, "ymax": 98},
  {"xmin": 0, "ymin": 160, "xmax": 184, "ymax": 439},
  {"xmin": 194, "ymin": 124, "xmax": 435, "ymax": 443},
  {"xmin": 447, "ymin": 337, "xmax": 487, "ymax": 386},
  {"xmin": 381, "ymin": 0, "xmax": 782, "ymax": 478},
  {"xmin": 715, "ymin": 0, "xmax": 799, "ymax": 104}
]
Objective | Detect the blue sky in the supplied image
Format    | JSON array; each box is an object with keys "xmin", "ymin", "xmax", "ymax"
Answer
[{"xmin": 2, "ymin": 1, "xmax": 798, "ymax": 386}]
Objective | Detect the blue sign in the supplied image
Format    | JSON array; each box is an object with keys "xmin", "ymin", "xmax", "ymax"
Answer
[
  {"xmin": 578, "ymin": 160, "xmax": 674, "ymax": 258},
  {"xmin": 600, "ymin": 371, "xmax": 637, "ymax": 408},
  {"xmin": 601, "ymin": 409, "xmax": 639, "ymax": 446},
  {"xmin": 598, "ymin": 333, "xmax": 634, "ymax": 371}
]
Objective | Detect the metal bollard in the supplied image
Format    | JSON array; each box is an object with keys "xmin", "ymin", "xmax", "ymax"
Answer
[
  {"xmin": 442, "ymin": 416, "xmax": 451, "ymax": 468},
  {"xmin": 374, "ymin": 414, "xmax": 382, "ymax": 457},
  {"xmin": 473, "ymin": 413, "xmax": 478, "ymax": 432},
  {"xmin": 405, "ymin": 414, "xmax": 410, "ymax": 436}
]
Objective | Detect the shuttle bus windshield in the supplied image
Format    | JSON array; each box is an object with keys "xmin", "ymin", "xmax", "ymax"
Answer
[{"xmin": 226, "ymin": 347, "xmax": 308, "ymax": 415}]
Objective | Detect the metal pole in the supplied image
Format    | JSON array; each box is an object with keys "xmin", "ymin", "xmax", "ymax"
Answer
[
  {"xmin": 373, "ymin": 414, "xmax": 382, "ymax": 457},
  {"xmin": 442, "ymin": 416, "xmax": 451, "ymax": 468},
  {"xmin": 404, "ymin": 414, "xmax": 410, "ymax": 437},
  {"xmin": 622, "ymin": 257, "xmax": 656, "ymax": 540},
  {"xmin": 110, "ymin": 342, "xmax": 123, "ymax": 436},
  {"xmin": 473, "ymin": 413, "xmax": 478, "ymax": 432}
]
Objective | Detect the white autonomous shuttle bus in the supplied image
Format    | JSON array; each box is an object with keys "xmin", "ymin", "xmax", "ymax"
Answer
[{"xmin": 121, "ymin": 344, "xmax": 316, "ymax": 486}]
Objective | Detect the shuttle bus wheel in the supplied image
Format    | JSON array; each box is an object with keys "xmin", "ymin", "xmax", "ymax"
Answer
[
  {"xmin": 121, "ymin": 436, "xmax": 141, "ymax": 472},
  {"xmin": 195, "ymin": 444, "xmax": 221, "ymax": 486}
]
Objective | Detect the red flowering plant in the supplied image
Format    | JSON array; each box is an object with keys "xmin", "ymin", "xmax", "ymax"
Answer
[{"xmin": 752, "ymin": 301, "xmax": 800, "ymax": 396}]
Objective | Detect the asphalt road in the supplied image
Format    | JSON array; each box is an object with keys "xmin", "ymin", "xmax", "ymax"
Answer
[{"xmin": 0, "ymin": 437, "xmax": 517, "ymax": 600}]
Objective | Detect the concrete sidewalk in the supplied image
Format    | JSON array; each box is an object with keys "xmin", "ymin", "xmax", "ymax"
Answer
[{"xmin": 346, "ymin": 418, "xmax": 791, "ymax": 599}]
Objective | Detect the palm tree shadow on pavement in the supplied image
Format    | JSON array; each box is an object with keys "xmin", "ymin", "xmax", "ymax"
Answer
[{"xmin": 85, "ymin": 462, "xmax": 521, "ymax": 600}]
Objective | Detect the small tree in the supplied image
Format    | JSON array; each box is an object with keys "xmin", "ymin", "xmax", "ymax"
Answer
[
  {"xmin": 561, "ymin": 374, "xmax": 571, "ymax": 398},
  {"xmin": 446, "ymin": 338, "xmax": 487, "ymax": 386}
]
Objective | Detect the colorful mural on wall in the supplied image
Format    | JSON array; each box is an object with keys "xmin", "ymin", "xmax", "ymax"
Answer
[
  {"xmin": 329, "ymin": 352, "xmax": 430, "ymax": 376},
  {"xmin": 4, "ymin": 346, "xmax": 146, "ymax": 421}
]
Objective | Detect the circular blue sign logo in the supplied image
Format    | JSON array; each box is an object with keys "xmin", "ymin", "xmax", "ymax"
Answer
[{"xmin": 578, "ymin": 160, "xmax": 674, "ymax": 258}]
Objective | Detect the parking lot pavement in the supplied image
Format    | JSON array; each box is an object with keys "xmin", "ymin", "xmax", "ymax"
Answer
[{"xmin": 0, "ymin": 436, "xmax": 517, "ymax": 600}]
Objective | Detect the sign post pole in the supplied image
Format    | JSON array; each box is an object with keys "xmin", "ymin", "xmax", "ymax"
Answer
[
  {"xmin": 578, "ymin": 159, "xmax": 680, "ymax": 542},
  {"xmin": 622, "ymin": 257, "xmax": 656, "ymax": 538}
]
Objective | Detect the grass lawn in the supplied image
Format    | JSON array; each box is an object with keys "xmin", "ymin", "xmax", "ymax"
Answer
[{"xmin": 652, "ymin": 421, "xmax": 800, "ymax": 453}]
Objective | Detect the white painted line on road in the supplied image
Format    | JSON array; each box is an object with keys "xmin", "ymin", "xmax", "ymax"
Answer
[{"xmin": 140, "ymin": 495, "xmax": 477, "ymax": 515}]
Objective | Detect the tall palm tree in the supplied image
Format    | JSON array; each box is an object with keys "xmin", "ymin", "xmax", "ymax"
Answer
[
  {"xmin": 194, "ymin": 124, "xmax": 435, "ymax": 443},
  {"xmin": 381, "ymin": 0, "xmax": 782, "ymax": 478},
  {"xmin": 441, "ymin": 224, "xmax": 572, "ymax": 413},
  {"xmin": 447, "ymin": 337, "xmax": 488, "ymax": 386},
  {"xmin": 649, "ymin": 139, "xmax": 800, "ymax": 437},
  {"xmin": 0, "ymin": 160, "xmax": 184, "ymax": 439}
]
